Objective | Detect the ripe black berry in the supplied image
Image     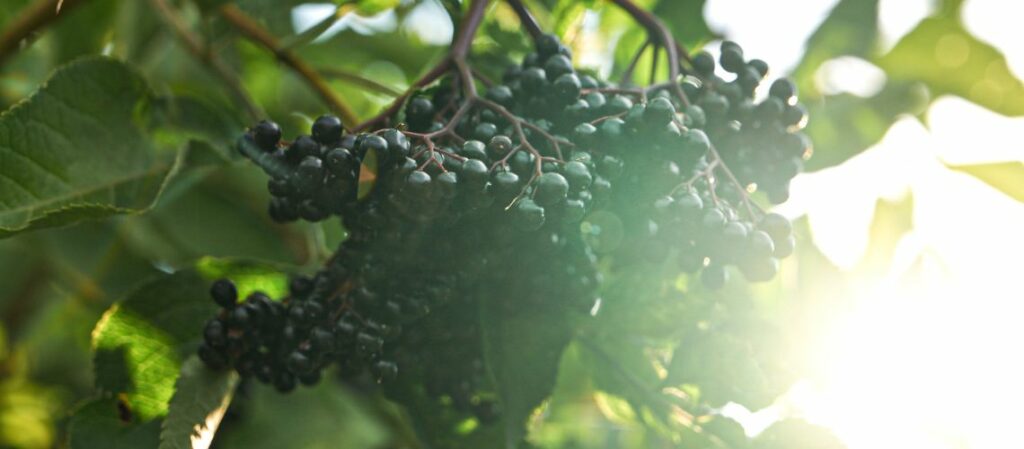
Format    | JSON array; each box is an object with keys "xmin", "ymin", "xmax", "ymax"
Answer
[
  {"xmin": 210, "ymin": 279, "xmax": 238, "ymax": 308},
  {"xmin": 253, "ymin": 120, "xmax": 282, "ymax": 151},
  {"xmin": 312, "ymin": 115, "xmax": 343, "ymax": 145}
]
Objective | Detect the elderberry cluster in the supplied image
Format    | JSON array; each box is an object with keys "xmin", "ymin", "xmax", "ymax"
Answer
[
  {"xmin": 202, "ymin": 32, "xmax": 808, "ymax": 422},
  {"xmin": 688, "ymin": 41, "xmax": 811, "ymax": 204}
]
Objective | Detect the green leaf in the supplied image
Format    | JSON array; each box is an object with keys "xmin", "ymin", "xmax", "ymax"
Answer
[
  {"xmin": 0, "ymin": 57, "xmax": 175, "ymax": 239},
  {"xmin": 753, "ymin": 419, "xmax": 847, "ymax": 449},
  {"xmin": 654, "ymin": 0, "xmax": 715, "ymax": 49},
  {"xmin": 211, "ymin": 382, "xmax": 388, "ymax": 449},
  {"xmin": 159, "ymin": 356, "xmax": 239, "ymax": 449},
  {"xmin": 793, "ymin": 0, "xmax": 880, "ymax": 96},
  {"xmin": 50, "ymin": 0, "xmax": 119, "ymax": 65},
  {"xmin": 67, "ymin": 399, "xmax": 162, "ymax": 449},
  {"xmin": 91, "ymin": 258, "xmax": 286, "ymax": 421},
  {"xmin": 356, "ymin": 0, "xmax": 400, "ymax": 15},
  {"xmin": 480, "ymin": 290, "xmax": 572, "ymax": 448},
  {"xmin": 878, "ymin": 16, "xmax": 1024, "ymax": 116},
  {"xmin": 947, "ymin": 161, "xmax": 1024, "ymax": 203},
  {"xmin": 805, "ymin": 81, "xmax": 929, "ymax": 171},
  {"xmin": 121, "ymin": 167, "xmax": 302, "ymax": 267}
]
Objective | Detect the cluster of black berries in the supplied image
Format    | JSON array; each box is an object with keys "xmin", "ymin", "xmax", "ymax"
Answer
[
  {"xmin": 688, "ymin": 41, "xmax": 811, "ymax": 204},
  {"xmin": 196, "ymin": 267, "xmax": 406, "ymax": 393},
  {"xmin": 204, "ymin": 33, "xmax": 808, "ymax": 422}
]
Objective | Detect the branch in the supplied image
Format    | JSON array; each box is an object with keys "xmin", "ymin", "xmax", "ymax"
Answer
[
  {"xmin": 450, "ymin": 0, "xmax": 491, "ymax": 98},
  {"xmin": 0, "ymin": 0, "xmax": 87, "ymax": 68},
  {"xmin": 149, "ymin": 0, "xmax": 262, "ymax": 121},
  {"xmin": 505, "ymin": 0, "xmax": 542, "ymax": 41},
  {"xmin": 219, "ymin": 4, "xmax": 359, "ymax": 128}
]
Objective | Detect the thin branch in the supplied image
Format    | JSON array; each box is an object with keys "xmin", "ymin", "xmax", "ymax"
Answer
[
  {"xmin": 149, "ymin": 0, "xmax": 262, "ymax": 121},
  {"xmin": 608, "ymin": 0, "xmax": 690, "ymax": 105},
  {"xmin": 219, "ymin": 4, "xmax": 359, "ymax": 128},
  {"xmin": 621, "ymin": 38, "xmax": 650, "ymax": 86},
  {"xmin": 318, "ymin": 67, "xmax": 404, "ymax": 97},
  {"xmin": 353, "ymin": 57, "xmax": 451, "ymax": 132},
  {"xmin": 505, "ymin": 0, "xmax": 542, "ymax": 41},
  {"xmin": 0, "ymin": 0, "xmax": 87, "ymax": 68},
  {"xmin": 450, "ymin": 0, "xmax": 491, "ymax": 98}
]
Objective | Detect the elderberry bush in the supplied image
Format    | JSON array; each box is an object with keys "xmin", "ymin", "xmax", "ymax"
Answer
[{"xmin": 203, "ymin": 34, "xmax": 806, "ymax": 425}]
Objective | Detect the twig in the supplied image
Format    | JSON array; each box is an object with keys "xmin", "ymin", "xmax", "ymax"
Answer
[
  {"xmin": 353, "ymin": 57, "xmax": 452, "ymax": 132},
  {"xmin": 621, "ymin": 38, "xmax": 650, "ymax": 86},
  {"xmin": 318, "ymin": 67, "xmax": 404, "ymax": 97},
  {"xmin": 505, "ymin": 0, "xmax": 542, "ymax": 41},
  {"xmin": 149, "ymin": 0, "xmax": 262, "ymax": 121},
  {"xmin": 220, "ymin": 4, "xmax": 359, "ymax": 128},
  {"xmin": 609, "ymin": 0, "xmax": 690, "ymax": 106},
  {"xmin": 649, "ymin": 43, "xmax": 660, "ymax": 85},
  {"xmin": 0, "ymin": 0, "xmax": 87, "ymax": 67}
]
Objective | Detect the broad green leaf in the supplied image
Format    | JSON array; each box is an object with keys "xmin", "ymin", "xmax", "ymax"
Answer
[
  {"xmin": 753, "ymin": 419, "xmax": 847, "ymax": 449},
  {"xmin": 121, "ymin": 166, "xmax": 302, "ymax": 267},
  {"xmin": 805, "ymin": 81, "xmax": 929, "ymax": 171},
  {"xmin": 947, "ymin": 161, "xmax": 1024, "ymax": 203},
  {"xmin": 91, "ymin": 258, "xmax": 286, "ymax": 421},
  {"xmin": 211, "ymin": 382, "xmax": 388, "ymax": 449},
  {"xmin": 159, "ymin": 356, "xmax": 238, "ymax": 449},
  {"xmin": 793, "ymin": 0, "xmax": 880, "ymax": 96},
  {"xmin": 151, "ymin": 96, "xmax": 246, "ymax": 151},
  {"xmin": 480, "ymin": 290, "xmax": 572, "ymax": 448},
  {"xmin": 654, "ymin": 0, "xmax": 716, "ymax": 49},
  {"xmin": 0, "ymin": 57, "xmax": 175, "ymax": 239},
  {"xmin": 67, "ymin": 399, "xmax": 162, "ymax": 449},
  {"xmin": 878, "ymin": 17, "xmax": 1024, "ymax": 116}
]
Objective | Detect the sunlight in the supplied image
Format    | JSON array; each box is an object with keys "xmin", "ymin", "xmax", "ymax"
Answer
[{"xmin": 773, "ymin": 98, "xmax": 1024, "ymax": 449}]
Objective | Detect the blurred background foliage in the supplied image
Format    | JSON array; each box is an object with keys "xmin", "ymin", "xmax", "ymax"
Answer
[{"xmin": 0, "ymin": 0, "xmax": 1021, "ymax": 448}]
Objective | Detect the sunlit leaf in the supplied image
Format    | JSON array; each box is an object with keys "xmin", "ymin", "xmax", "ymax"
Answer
[
  {"xmin": 805, "ymin": 81, "xmax": 929, "ymax": 171},
  {"xmin": 91, "ymin": 258, "xmax": 286, "ymax": 421},
  {"xmin": 878, "ymin": 17, "xmax": 1024, "ymax": 116},
  {"xmin": 947, "ymin": 161, "xmax": 1024, "ymax": 203},
  {"xmin": 753, "ymin": 419, "xmax": 847, "ymax": 449},
  {"xmin": 158, "ymin": 356, "xmax": 238, "ymax": 449},
  {"xmin": 793, "ymin": 0, "xmax": 880, "ymax": 96}
]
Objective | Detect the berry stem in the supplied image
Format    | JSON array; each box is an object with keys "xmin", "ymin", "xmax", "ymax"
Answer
[
  {"xmin": 220, "ymin": 4, "xmax": 360, "ymax": 128},
  {"xmin": 608, "ymin": 0, "xmax": 691, "ymax": 106},
  {"xmin": 621, "ymin": 38, "xmax": 652, "ymax": 86},
  {"xmin": 505, "ymin": 0, "xmax": 542, "ymax": 42}
]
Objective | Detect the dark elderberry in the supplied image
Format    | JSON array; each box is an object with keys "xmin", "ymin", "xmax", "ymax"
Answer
[
  {"xmin": 312, "ymin": 115, "xmax": 343, "ymax": 146},
  {"xmin": 210, "ymin": 279, "xmax": 237, "ymax": 309},
  {"xmin": 253, "ymin": 120, "xmax": 282, "ymax": 151},
  {"xmin": 534, "ymin": 172, "xmax": 569, "ymax": 207}
]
